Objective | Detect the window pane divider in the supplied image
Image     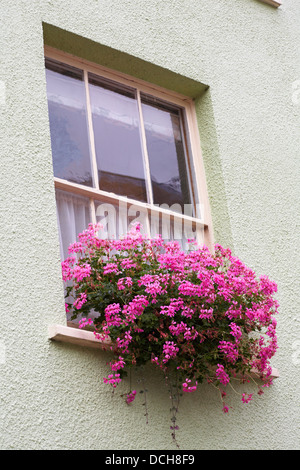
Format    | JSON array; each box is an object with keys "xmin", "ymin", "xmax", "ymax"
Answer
[
  {"xmin": 136, "ymin": 88, "xmax": 154, "ymax": 206},
  {"xmin": 83, "ymin": 69, "xmax": 99, "ymax": 191}
]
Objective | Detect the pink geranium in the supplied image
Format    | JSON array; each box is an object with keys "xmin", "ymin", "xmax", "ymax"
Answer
[{"xmin": 62, "ymin": 223, "xmax": 279, "ymax": 443}]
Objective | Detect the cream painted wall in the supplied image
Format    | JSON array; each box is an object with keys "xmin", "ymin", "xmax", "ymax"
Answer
[{"xmin": 0, "ymin": 0, "xmax": 299, "ymax": 449}]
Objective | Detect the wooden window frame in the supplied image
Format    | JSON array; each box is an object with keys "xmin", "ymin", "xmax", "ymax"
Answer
[{"xmin": 44, "ymin": 46, "xmax": 213, "ymax": 250}]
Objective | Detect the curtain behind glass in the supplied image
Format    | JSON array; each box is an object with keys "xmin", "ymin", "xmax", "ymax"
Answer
[{"xmin": 56, "ymin": 189, "xmax": 92, "ymax": 261}]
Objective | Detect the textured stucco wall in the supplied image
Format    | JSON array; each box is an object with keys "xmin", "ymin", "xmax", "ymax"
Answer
[{"xmin": 0, "ymin": 0, "xmax": 299, "ymax": 450}]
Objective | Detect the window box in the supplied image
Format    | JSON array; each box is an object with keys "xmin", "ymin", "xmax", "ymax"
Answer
[{"xmin": 48, "ymin": 324, "xmax": 279, "ymax": 379}]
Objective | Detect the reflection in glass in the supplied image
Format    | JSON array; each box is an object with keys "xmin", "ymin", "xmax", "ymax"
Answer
[
  {"xmin": 89, "ymin": 75, "xmax": 147, "ymax": 202},
  {"xmin": 45, "ymin": 59, "xmax": 93, "ymax": 187},
  {"xmin": 141, "ymin": 94, "xmax": 191, "ymax": 211}
]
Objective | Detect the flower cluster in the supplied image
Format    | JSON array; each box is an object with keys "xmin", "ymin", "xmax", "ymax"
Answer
[
  {"xmin": 103, "ymin": 373, "xmax": 122, "ymax": 388},
  {"xmin": 63, "ymin": 223, "xmax": 279, "ymax": 434}
]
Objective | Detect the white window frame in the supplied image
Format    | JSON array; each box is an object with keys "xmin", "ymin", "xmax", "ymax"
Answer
[{"xmin": 44, "ymin": 46, "xmax": 213, "ymax": 249}]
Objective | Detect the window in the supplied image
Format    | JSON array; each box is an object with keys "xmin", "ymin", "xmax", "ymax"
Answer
[{"xmin": 45, "ymin": 48, "xmax": 211, "ymax": 261}]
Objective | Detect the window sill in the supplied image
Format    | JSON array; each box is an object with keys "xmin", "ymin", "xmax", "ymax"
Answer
[
  {"xmin": 258, "ymin": 0, "xmax": 282, "ymax": 7},
  {"xmin": 48, "ymin": 324, "xmax": 279, "ymax": 379},
  {"xmin": 48, "ymin": 324, "xmax": 111, "ymax": 349}
]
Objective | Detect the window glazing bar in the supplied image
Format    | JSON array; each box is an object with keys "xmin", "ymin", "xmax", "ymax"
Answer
[
  {"xmin": 136, "ymin": 88, "xmax": 154, "ymax": 205},
  {"xmin": 83, "ymin": 69, "xmax": 100, "ymax": 190}
]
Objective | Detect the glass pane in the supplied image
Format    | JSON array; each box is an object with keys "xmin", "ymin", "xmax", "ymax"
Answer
[
  {"xmin": 88, "ymin": 74, "xmax": 147, "ymax": 202},
  {"xmin": 45, "ymin": 59, "xmax": 93, "ymax": 187},
  {"xmin": 55, "ymin": 189, "xmax": 92, "ymax": 261},
  {"xmin": 141, "ymin": 94, "xmax": 192, "ymax": 211}
]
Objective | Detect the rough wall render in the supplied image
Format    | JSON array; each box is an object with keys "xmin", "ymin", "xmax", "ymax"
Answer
[{"xmin": 0, "ymin": 0, "xmax": 299, "ymax": 450}]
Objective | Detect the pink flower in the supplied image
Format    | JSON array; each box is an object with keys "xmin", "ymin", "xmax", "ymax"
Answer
[
  {"xmin": 110, "ymin": 356, "xmax": 125, "ymax": 371},
  {"xmin": 218, "ymin": 341, "xmax": 239, "ymax": 364},
  {"xmin": 160, "ymin": 298, "xmax": 185, "ymax": 318},
  {"xmin": 103, "ymin": 263, "xmax": 119, "ymax": 275},
  {"xmin": 162, "ymin": 341, "xmax": 179, "ymax": 363},
  {"xmin": 126, "ymin": 390, "xmax": 137, "ymax": 404},
  {"xmin": 120, "ymin": 259, "xmax": 137, "ymax": 270},
  {"xmin": 122, "ymin": 295, "xmax": 149, "ymax": 324},
  {"xmin": 117, "ymin": 277, "xmax": 133, "ymax": 290},
  {"xmin": 229, "ymin": 322, "xmax": 242, "ymax": 343},
  {"xmin": 73, "ymin": 292, "xmax": 87, "ymax": 310},
  {"xmin": 182, "ymin": 378, "xmax": 198, "ymax": 393},
  {"xmin": 216, "ymin": 364, "xmax": 230, "ymax": 386},
  {"xmin": 79, "ymin": 317, "xmax": 93, "ymax": 328},
  {"xmin": 199, "ymin": 307, "xmax": 214, "ymax": 320},
  {"xmin": 104, "ymin": 303, "xmax": 122, "ymax": 327},
  {"xmin": 73, "ymin": 263, "xmax": 91, "ymax": 282},
  {"xmin": 68, "ymin": 241, "xmax": 83, "ymax": 254},
  {"xmin": 61, "ymin": 256, "xmax": 76, "ymax": 281},
  {"xmin": 103, "ymin": 373, "xmax": 122, "ymax": 388},
  {"xmin": 241, "ymin": 393, "xmax": 253, "ymax": 404}
]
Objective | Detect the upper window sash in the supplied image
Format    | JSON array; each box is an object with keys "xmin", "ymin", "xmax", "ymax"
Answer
[
  {"xmin": 46, "ymin": 60, "xmax": 196, "ymax": 214},
  {"xmin": 45, "ymin": 49, "xmax": 206, "ymax": 216},
  {"xmin": 44, "ymin": 47, "xmax": 212, "ymax": 245}
]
